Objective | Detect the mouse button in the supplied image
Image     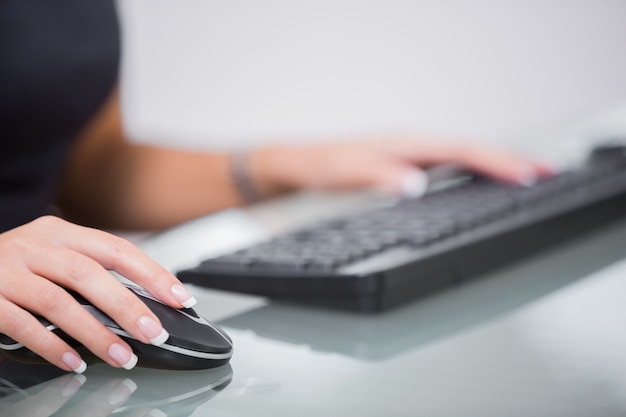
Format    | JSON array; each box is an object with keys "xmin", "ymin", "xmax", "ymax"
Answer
[
  {"xmin": 166, "ymin": 319, "xmax": 233, "ymax": 354},
  {"xmin": 124, "ymin": 286, "xmax": 233, "ymax": 353},
  {"xmin": 124, "ymin": 288, "xmax": 182, "ymax": 328},
  {"xmin": 140, "ymin": 297, "xmax": 182, "ymax": 326}
]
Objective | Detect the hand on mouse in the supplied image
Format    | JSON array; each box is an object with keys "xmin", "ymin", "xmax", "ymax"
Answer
[
  {"xmin": 249, "ymin": 133, "xmax": 556, "ymax": 198},
  {"xmin": 0, "ymin": 216, "xmax": 197, "ymax": 373}
]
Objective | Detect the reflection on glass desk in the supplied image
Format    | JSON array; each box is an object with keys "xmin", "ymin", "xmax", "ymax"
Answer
[
  {"xmin": 7, "ymin": 220, "xmax": 626, "ymax": 417},
  {"xmin": 218, "ymin": 218, "xmax": 626, "ymax": 362},
  {"xmin": 5, "ymin": 207, "xmax": 626, "ymax": 417},
  {"xmin": 0, "ymin": 359, "xmax": 232, "ymax": 417},
  {"xmin": 121, "ymin": 215, "xmax": 626, "ymax": 416},
  {"xmin": 205, "ymin": 221, "xmax": 626, "ymax": 417}
]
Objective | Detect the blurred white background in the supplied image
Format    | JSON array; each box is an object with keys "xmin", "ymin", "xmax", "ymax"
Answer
[{"xmin": 116, "ymin": 0, "xmax": 626, "ymax": 151}]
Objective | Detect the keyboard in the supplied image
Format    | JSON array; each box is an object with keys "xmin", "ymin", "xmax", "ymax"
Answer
[{"xmin": 177, "ymin": 144, "xmax": 626, "ymax": 311}]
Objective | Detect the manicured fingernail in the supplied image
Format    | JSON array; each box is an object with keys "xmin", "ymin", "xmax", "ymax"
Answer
[
  {"xmin": 138, "ymin": 315, "xmax": 169, "ymax": 345},
  {"xmin": 401, "ymin": 169, "xmax": 429, "ymax": 198},
  {"xmin": 518, "ymin": 168, "xmax": 538, "ymax": 187},
  {"xmin": 62, "ymin": 351, "xmax": 87, "ymax": 374},
  {"xmin": 517, "ymin": 166, "xmax": 539, "ymax": 187},
  {"xmin": 62, "ymin": 374, "xmax": 87, "ymax": 397},
  {"xmin": 109, "ymin": 343, "xmax": 138, "ymax": 370},
  {"xmin": 108, "ymin": 378, "xmax": 138, "ymax": 406},
  {"xmin": 171, "ymin": 284, "xmax": 197, "ymax": 308}
]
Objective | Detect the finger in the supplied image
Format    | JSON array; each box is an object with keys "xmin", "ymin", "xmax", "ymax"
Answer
[
  {"xmin": 4, "ymin": 279, "xmax": 139, "ymax": 370},
  {"xmin": 528, "ymin": 159, "xmax": 559, "ymax": 176},
  {"xmin": 30, "ymin": 217, "xmax": 197, "ymax": 309},
  {"xmin": 384, "ymin": 139, "xmax": 556, "ymax": 185},
  {"xmin": 0, "ymin": 295, "xmax": 86, "ymax": 373},
  {"xmin": 453, "ymin": 146, "xmax": 555, "ymax": 186},
  {"xmin": 22, "ymin": 245, "xmax": 169, "ymax": 349}
]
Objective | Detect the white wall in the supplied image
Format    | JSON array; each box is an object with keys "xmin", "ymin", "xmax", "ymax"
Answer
[{"xmin": 117, "ymin": 0, "xmax": 626, "ymax": 150}]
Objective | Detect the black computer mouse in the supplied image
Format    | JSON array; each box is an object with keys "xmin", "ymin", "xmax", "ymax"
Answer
[{"xmin": 0, "ymin": 283, "xmax": 233, "ymax": 370}]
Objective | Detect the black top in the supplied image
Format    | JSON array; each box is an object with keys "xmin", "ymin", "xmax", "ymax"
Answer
[{"xmin": 0, "ymin": 0, "xmax": 120, "ymax": 232}]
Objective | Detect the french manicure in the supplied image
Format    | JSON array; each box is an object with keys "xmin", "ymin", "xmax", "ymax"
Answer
[
  {"xmin": 171, "ymin": 284, "xmax": 197, "ymax": 308},
  {"xmin": 137, "ymin": 315, "xmax": 169, "ymax": 345},
  {"xmin": 518, "ymin": 168, "xmax": 538, "ymax": 187},
  {"xmin": 401, "ymin": 169, "xmax": 429, "ymax": 198},
  {"xmin": 109, "ymin": 343, "xmax": 138, "ymax": 370},
  {"xmin": 62, "ymin": 351, "xmax": 87, "ymax": 374}
]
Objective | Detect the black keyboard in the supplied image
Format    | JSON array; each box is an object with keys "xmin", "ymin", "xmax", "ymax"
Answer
[{"xmin": 177, "ymin": 145, "xmax": 626, "ymax": 311}]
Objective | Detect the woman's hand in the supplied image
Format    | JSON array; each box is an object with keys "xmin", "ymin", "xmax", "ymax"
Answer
[
  {"xmin": 0, "ymin": 216, "xmax": 197, "ymax": 373},
  {"xmin": 251, "ymin": 133, "xmax": 555, "ymax": 197}
]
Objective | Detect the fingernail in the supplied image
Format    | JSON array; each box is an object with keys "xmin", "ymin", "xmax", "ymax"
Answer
[
  {"xmin": 109, "ymin": 343, "xmax": 138, "ymax": 370},
  {"xmin": 62, "ymin": 374, "xmax": 87, "ymax": 397},
  {"xmin": 137, "ymin": 315, "xmax": 169, "ymax": 345},
  {"xmin": 108, "ymin": 378, "xmax": 138, "ymax": 406},
  {"xmin": 518, "ymin": 168, "xmax": 538, "ymax": 187},
  {"xmin": 62, "ymin": 351, "xmax": 87, "ymax": 374},
  {"xmin": 171, "ymin": 284, "xmax": 197, "ymax": 308},
  {"xmin": 401, "ymin": 169, "xmax": 429, "ymax": 198}
]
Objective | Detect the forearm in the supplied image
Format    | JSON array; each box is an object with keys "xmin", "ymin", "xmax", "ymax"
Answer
[
  {"xmin": 59, "ymin": 143, "xmax": 248, "ymax": 230},
  {"xmin": 56, "ymin": 88, "xmax": 283, "ymax": 230},
  {"xmin": 63, "ymin": 138, "xmax": 363, "ymax": 231},
  {"xmin": 57, "ymin": 89, "xmax": 552, "ymax": 231}
]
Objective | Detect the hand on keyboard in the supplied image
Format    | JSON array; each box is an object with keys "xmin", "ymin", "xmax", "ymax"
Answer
[
  {"xmin": 179, "ymin": 145, "xmax": 626, "ymax": 311},
  {"xmin": 250, "ymin": 133, "xmax": 556, "ymax": 198}
]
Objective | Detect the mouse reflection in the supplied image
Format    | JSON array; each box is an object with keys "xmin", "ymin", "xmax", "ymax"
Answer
[{"xmin": 0, "ymin": 357, "xmax": 232, "ymax": 417}]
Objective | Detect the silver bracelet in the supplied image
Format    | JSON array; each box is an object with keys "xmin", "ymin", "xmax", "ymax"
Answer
[{"xmin": 229, "ymin": 151, "xmax": 263, "ymax": 203}]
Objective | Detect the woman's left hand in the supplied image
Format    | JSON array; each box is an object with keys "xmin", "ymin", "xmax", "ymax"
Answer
[{"xmin": 250, "ymin": 133, "xmax": 555, "ymax": 197}]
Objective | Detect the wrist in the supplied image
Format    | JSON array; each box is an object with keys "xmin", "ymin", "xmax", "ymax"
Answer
[
  {"xmin": 227, "ymin": 146, "xmax": 296, "ymax": 204},
  {"xmin": 229, "ymin": 151, "xmax": 264, "ymax": 204},
  {"xmin": 249, "ymin": 145, "xmax": 299, "ymax": 198}
]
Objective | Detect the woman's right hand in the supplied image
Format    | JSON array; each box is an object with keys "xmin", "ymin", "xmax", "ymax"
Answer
[{"xmin": 0, "ymin": 215, "xmax": 198, "ymax": 373}]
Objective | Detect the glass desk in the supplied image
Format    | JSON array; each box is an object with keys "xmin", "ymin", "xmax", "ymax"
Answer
[
  {"xmin": 3, "ymin": 204, "xmax": 626, "ymax": 416},
  {"xmin": 3, "ymin": 106, "xmax": 626, "ymax": 416}
]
